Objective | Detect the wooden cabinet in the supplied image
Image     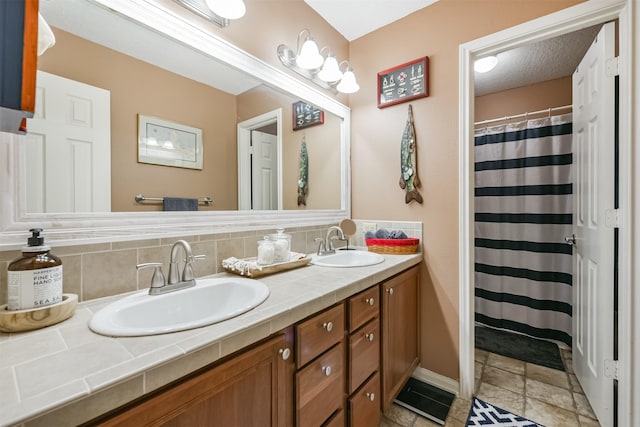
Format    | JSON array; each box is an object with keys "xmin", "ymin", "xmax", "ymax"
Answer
[
  {"xmin": 295, "ymin": 303, "xmax": 346, "ymax": 426},
  {"xmin": 381, "ymin": 266, "xmax": 420, "ymax": 412},
  {"xmin": 95, "ymin": 331, "xmax": 294, "ymax": 427},
  {"xmin": 346, "ymin": 286, "xmax": 381, "ymax": 426},
  {"xmin": 0, "ymin": 0, "xmax": 38, "ymax": 134}
]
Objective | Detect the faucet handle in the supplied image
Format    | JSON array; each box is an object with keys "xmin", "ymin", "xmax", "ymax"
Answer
[
  {"xmin": 183, "ymin": 254, "xmax": 206, "ymax": 281},
  {"xmin": 136, "ymin": 262, "xmax": 166, "ymax": 290}
]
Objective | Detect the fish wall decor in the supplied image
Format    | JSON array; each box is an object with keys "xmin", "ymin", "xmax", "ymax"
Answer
[
  {"xmin": 297, "ymin": 136, "xmax": 309, "ymax": 206},
  {"xmin": 399, "ymin": 104, "xmax": 423, "ymax": 204}
]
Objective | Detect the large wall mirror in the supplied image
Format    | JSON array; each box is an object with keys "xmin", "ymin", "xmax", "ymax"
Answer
[{"xmin": 0, "ymin": 0, "xmax": 350, "ymax": 242}]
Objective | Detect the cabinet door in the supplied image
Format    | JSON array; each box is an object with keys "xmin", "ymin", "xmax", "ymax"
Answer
[
  {"xmin": 348, "ymin": 372, "xmax": 381, "ymax": 427},
  {"xmin": 381, "ymin": 266, "xmax": 419, "ymax": 412},
  {"xmin": 97, "ymin": 332, "xmax": 294, "ymax": 427}
]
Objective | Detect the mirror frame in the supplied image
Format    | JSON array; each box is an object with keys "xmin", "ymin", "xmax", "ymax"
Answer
[{"xmin": 0, "ymin": 0, "xmax": 351, "ymax": 246}]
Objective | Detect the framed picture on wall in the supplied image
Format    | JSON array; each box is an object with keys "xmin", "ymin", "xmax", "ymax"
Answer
[
  {"xmin": 377, "ymin": 57, "xmax": 429, "ymax": 108},
  {"xmin": 292, "ymin": 101, "xmax": 324, "ymax": 131},
  {"xmin": 137, "ymin": 114, "xmax": 203, "ymax": 170}
]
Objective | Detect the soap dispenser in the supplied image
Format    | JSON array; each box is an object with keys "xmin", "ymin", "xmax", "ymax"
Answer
[{"xmin": 7, "ymin": 228, "xmax": 63, "ymax": 311}]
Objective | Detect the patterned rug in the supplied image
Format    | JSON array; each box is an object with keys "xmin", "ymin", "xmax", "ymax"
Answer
[{"xmin": 466, "ymin": 398, "xmax": 543, "ymax": 426}]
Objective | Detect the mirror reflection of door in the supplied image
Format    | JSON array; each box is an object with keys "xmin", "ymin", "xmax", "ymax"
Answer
[
  {"xmin": 26, "ymin": 71, "xmax": 111, "ymax": 212},
  {"xmin": 251, "ymin": 129, "xmax": 277, "ymax": 210},
  {"xmin": 237, "ymin": 108, "xmax": 282, "ymax": 211}
]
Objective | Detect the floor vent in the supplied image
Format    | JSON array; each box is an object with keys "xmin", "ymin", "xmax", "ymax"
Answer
[{"xmin": 394, "ymin": 377, "xmax": 455, "ymax": 425}]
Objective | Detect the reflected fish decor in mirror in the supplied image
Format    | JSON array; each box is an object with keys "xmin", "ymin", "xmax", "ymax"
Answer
[{"xmin": 297, "ymin": 136, "xmax": 309, "ymax": 206}]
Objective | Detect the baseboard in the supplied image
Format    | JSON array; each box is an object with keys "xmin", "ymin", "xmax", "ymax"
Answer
[{"xmin": 411, "ymin": 366, "xmax": 459, "ymax": 396}]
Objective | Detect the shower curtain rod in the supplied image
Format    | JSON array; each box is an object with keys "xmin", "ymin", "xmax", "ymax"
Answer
[{"xmin": 474, "ymin": 104, "xmax": 572, "ymax": 126}]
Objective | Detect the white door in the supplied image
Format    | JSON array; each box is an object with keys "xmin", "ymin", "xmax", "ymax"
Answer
[
  {"xmin": 251, "ymin": 130, "xmax": 277, "ymax": 210},
  {"xmin": 571, "ymin": 22, "xmax": 616, "ymax": 427},
  {"xmin": 26, "ymin": 71, "xmax": 111, "ymax": 212}
]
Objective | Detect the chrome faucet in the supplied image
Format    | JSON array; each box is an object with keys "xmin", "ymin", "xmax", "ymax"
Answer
[
  {"xmin": 315, "ymin": 226, "xmax": 348, "ymax": 255},
  {"xmin": 137, "ymin": 240, "xmax": 205, "ymax": 295}
]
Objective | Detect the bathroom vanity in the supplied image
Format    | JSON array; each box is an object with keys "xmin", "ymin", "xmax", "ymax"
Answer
[{"xmin": 0, "ymin": 253, "xmax": 421, "ymax": 426}]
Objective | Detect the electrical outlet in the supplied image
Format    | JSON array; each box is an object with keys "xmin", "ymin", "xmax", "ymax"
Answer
[{"xmin": 362, "ymin": 222, "xmax": 377, "ymax": 233}]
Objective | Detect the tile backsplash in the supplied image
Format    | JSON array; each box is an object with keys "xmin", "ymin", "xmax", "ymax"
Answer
[{"xmin": 0, "ymin": 220, "xmax": 422, "ymax": 306}]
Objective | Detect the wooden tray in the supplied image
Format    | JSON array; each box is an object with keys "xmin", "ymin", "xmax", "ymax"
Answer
[
  {"xmin": 223, "ymin": 256, "xmax": 312, "ymax": 278},
  {"xmin": 0, "ymin": 293, "xmax": 78, "ymax": 333}
]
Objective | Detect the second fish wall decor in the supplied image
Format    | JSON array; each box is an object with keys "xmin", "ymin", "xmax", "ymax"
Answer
[{"xmin": 399, "ymin": 105, "xmax": 423, "ymax": 204}]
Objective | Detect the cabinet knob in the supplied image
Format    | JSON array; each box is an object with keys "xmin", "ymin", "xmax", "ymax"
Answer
[
  {"xmin": 323, "ymin": 321, "xmax": 334, "ymax": 332},
  {"xmin": 322, "ymin": 366, "xmax": 332, "ymax": 376},
  {"xmin": 365, "ymin": 333, "xmax": 375, "ymax": 342},
  {"xmin": 366, "ymin": 392, "xmax": 375, "ymax": 401},
  {"xmin": 278, "ymin": 348, "xmax": 291, "ymax": 360},
  {"xmin": 386, "ymin": 288, "xmax": 394, "ymax": 295},
  {"xmin": 365, "ymin": 297, "xmax": 375, "ymax": 306}
]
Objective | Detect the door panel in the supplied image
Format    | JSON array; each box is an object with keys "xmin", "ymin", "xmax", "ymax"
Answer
[
  {"xmin": 26, "ymin": 71, "xmax": 111, "ymax": 212},
  {"xmin": 571, "ymin": 21, "xmax": 616, "ymax": 427}
]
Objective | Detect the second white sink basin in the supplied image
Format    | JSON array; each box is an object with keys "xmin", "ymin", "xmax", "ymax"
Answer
[
  {"xmin": 311, "ymin": 250, "xmax": 385, "ymax": 268},
  {"xmin": 89, "ymin": 277, "xmax": 269, "ymax": 337}
]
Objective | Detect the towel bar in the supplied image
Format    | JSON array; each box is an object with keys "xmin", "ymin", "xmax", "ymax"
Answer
[{"xmin": 135, "ymin": 194, "xmax": 213, "ymax": 205}]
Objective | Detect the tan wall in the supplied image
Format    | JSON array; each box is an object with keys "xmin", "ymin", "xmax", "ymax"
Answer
[
  {"xmin": 348, "ymin": 0, "xmax": 585, "ymax": 379},
  {"xmin": 38, "ymin": 29, "xmax": 238, "ymax": 211},
  {"xmin": 237, "ymin": 87, "xmax": 342, "ymax": 210},
  {"xmin": 475, "ymin": 76, "xmax": 573, "ymax": 123}
]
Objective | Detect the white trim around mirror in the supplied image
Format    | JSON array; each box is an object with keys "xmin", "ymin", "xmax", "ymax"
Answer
[{"xmin": 0, "ymin": 0, "xmax": 351, "ymax": 248}]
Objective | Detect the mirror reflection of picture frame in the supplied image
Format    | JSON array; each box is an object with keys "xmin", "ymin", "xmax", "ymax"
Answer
[
  {"xmin": 292, "ymin": 101, "xmax": 324, "ymax": 131},
  {"xmin": 137, "ymin": 114, "xmax": 203, "ymax": 170}
]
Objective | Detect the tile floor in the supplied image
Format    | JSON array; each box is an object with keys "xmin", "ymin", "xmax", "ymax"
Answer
[{"xmin": 380, "ymin": 347, "xmax": 601, "ymax": 427}]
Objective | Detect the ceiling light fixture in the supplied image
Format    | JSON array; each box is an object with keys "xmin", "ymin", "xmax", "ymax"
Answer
[
  {"xmin": 204, "ymin": 0, "xmax": 246, "ymax": 20},
  {"xmin": 474, "ymin": 55, "xmax": 498, "ymax": 73},
  {"xmin": 277, "ymin": 29, "xmax": 359, "ymax": 94}
]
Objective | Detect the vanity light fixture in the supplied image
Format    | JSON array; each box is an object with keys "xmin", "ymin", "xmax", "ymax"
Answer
[
  {"xmin": 173, "ymin": 0, "xmax": 245, "ymax": 27},
  {"xmin": 474, "ymin": 55, "xmax": 498, "ymax": 73},
  {"xmin": 277, "ymin": 29, "xmax": 359, "ymax": 94},
  {"xmin": 204, "ymin": 0, "xmax": 246, "ymax": 20}
]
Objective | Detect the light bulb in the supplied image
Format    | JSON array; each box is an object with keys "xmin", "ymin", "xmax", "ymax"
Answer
[
  {"xmin": 205, "ymin": 0, "xmax": 246, "ymax": 20},
  {"xmin": 296, "ymin": 37, "xmax": 323, "ymax": 69},
  {"xmin": 337, "ymin": 68, "xmax": 359, "ymax": 94},
  {"xmin": 474, "ymin": 55, "xmax": 498, "ymax": 73},
  {"xmin": 318, "ymin": 54, "xmax": 343, "ymax": 82}
]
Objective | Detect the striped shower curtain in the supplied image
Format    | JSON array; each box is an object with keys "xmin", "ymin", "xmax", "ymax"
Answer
[{"xmin": 474, "ymin": 113, "xmax": 573, "ymax": 347}]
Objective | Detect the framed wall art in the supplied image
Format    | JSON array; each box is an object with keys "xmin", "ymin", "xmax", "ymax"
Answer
[
  {"xmin": 377, "ymin": 57, "xmax": 429, "ymax": 109},
  {"xmin": 292, "ymin": 101, "xmax": 324, "ymax": 131},
  {"xmin": 137, "ymin": 114, "xmax": 203, "ymax": 170}
]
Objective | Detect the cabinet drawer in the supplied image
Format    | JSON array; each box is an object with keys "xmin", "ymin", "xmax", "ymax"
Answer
[
  {"xmin": 297, "ymin": 342, "xmax": 345, "ymax": 427},
  {"xmin": 349, "ymin": 318, "xmax": 380, "ymax": 394},
  {"xmin": 348, "ymin": 286, "xmax": 379, "ymax": 331},
  {"xmin": 297, "ymin": 303, "xmax": 345, "ymax": 367},
  {"xmin": 348, "ymin": 372, "xmax": 381, "ymax": 427}
]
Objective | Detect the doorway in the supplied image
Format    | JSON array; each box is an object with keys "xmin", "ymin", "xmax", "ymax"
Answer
[
  {"xmin": 458, "ymin": 1, "xmax": 633, "ymax": 426},
  {"xmin": 237, "ymin": 108, "xmax": 283, "ymax": 210}
]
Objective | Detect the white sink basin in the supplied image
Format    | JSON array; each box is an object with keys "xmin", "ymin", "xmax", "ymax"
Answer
[
  {"xmin": 311, "ymin": 250, "xmax": 385, "ymax": 268},
  {"xmin": 89, "ymin": 277, "xmax": 269, "ymax": 337}
]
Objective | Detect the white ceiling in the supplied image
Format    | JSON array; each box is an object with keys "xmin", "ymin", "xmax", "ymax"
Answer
[
  {"xmin": 304, "ymin": 0, "xmax": 439, "ymax": 42},
  {"xmin": 305, "ymin": 0, "xmax": 602, "ymax": 96}
]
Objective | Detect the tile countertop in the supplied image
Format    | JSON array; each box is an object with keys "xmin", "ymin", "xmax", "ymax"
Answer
[{"xmin": 0, "ymin": 253, "xmax": 422, "ymax": 427}]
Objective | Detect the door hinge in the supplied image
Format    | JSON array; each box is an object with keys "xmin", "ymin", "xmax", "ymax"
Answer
[
  {"xmin": 605, "ymin": 209, "xmax": 620, "ymax": 228},
  {"xmin": 606, "ymin": 57, "xmax": 620, "ymax": 77},
  {"xmin": 604, "ymin": 359, "xmax": 619, "ymax": 380}
]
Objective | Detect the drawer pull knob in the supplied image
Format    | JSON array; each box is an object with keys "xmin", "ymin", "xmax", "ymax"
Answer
[
  {"xmin": 278, "ymin": 348, "xmax": 291, "ymax": 360},
  {"xmin": 365, "ymin": 297, "xmax": 375, "ymax": 306},
  {"xmin": 323, "ymin": 321, "xmax": 334, "ymax": 332},
  {"xmin": 366, "ymin": 392, "xmax": 375, "ymax": 401},
  {"xmin": 322, "ymin": 366, "xmax": 332, "ymax": 376},
  {"xmin": 365, "ymin": 333, "xmax": 375, "ymax": 342},
  {"xmin": 386, "ymin": 288, "xmax": 394, "ymax": 295}
]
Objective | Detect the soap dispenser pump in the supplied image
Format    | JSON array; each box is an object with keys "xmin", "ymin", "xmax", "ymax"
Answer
[{"xmin": 7, "ymin": 228, "xmax": 63, "ymax": 311}]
